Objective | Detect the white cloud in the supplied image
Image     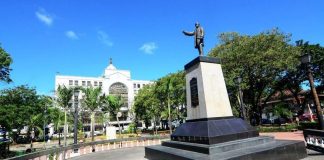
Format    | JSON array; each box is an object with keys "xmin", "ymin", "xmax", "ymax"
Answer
[
  {"xmin": 139, "ymin": 42, "xmax": 158, "ymax": 54},
  {"xmin": 35, "ymin": 8, "xmax": 53, "ymax": 26},
  {"xmin": 65, "ymin": 30, "xmax": 78, "ymax": 40},
  {"xmin": 97, "ymin": 30, "xmax": 113, "ymax": 47}
]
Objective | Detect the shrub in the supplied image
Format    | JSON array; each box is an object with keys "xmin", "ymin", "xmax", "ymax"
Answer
[
  {"xmin": 257, "ymin": 123, "xmax": 298, "ymax": 132},
  {"xmin": 298, "ymin": 122, "xmax": 319, "ymax": 130}
]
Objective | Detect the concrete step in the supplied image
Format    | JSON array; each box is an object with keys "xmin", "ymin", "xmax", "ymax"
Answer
[
  {"xmin": 162, "ymin": 136, "xmax": 275, "ymax": 154},
  {"xmin": 145, "ymin": 145, "xmax": 208, "ymax": 160},
  {"xmin": 145, "ymin": 139, "xmax": 307, "ymax": 160},
  {"xmin": 211, "ymin": 140, "xmax": 307, "ymax": 160}
]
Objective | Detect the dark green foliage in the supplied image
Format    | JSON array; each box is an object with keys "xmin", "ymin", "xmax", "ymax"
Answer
[
  {"xmin": 298, "ymin": 122, "xmax": 319, "ymax": 130},
  {"xmin": 0, "ymin": 85, "xmax": 55, "ymax": 146},
  {"xmin": 209, "ymin": 28, "xmax": 300, "ymax": 123},
  {"xmin": 0, "ymin": 85, "xmax": 42, "ymax": 131},
  {"xmin": 105, "ymin": 94, "xmax": 123, "ymax": 115},
  {"xmin": 273, "ymin": 103, "xmax": 293, "ymax": 120},
  {"xmin": 0, "ymin": 45, "xmax": 13, "ymax": 83},
  {"xmin": 56, "ymin": 85, "xmax": 73, "ymax": 109},
  {"xmin": 133, "ymin": 71, "xmax": 186, "ymax": 130},
  {"xmin": 257, "ymin": 124, "xmax": 298, "ymax": 132}
]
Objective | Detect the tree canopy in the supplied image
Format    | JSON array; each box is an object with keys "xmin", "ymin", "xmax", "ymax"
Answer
[
  {"xmin": 209, "ymin": 28, "xmax": 300, "ymax": 123},
  {"xmin": 0, "ymin": 85, "xmax": 42, "ymax": 131},
  {"xmin": 133, "ymin": 71, "xmax": 186, "ymax": 129},
  {"xmin": 0, "ymin": 45, "xmax": 13, "ymax": 83}
]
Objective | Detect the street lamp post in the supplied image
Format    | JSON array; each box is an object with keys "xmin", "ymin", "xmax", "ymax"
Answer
[
  {"xmin": 73, "ymin": 90, "xmax": 79, "ymax": 152},
  {"xmin": 301, "ymin": 53, "xmax": 324, "ymax": 130},
  {"xmin": 167, "ymin": 79, "xmax": 172, "ymax": 135},
  {"xmin": 234, "ymin": 76, "xmax": 246, "ymax": 120},
  {"xmin": 168, "ymin": 91, "xmax": 172, "ymax": 135},
  {"xmin": 43, "ymin": 106, "xmax": 47, "ymax": 149}
]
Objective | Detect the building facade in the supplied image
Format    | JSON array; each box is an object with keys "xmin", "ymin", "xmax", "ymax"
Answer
[{"xmin": 55, "ymin": 59, "xmax": 152, "ymax": 125}]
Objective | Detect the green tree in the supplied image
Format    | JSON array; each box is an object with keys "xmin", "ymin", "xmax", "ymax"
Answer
[
  {"xmin": 81, "ymin": 86, "xmax": 104, "ymax": 146},
  {"xmin": 264, "ymin": 41, "xmax": 324, "ymax": 117},
  {"xmin": 0, "ymin": 45, "xmax": 13, "ymax": 83},
  {"xmin": 56, "ymin": 85, "xmax": 73, "ymax": 146},
  {"xmin": 0, "ymin": 85, "xmax": 42, "ymax": 143},
  {"xmin": 154, "ymin": 71, "xmax": 186, "ymax": 128},
  {"xmin": 26, "ymin": 114, "xmax": 43, "ymax": 150},
  {"xmin": 209, "ymin": 28, "xmax": 299, "ymax": 124},
  {"xmin": 47, "ymin": 107, "xmax": 64, "ymax": 145},
  {"xmin": 132, "ymin": 71, "xmax": 185, "ymax": 132},
  {"xmin": 0, "ymin": 85, "xmax": 53, "ymax": 155},
  {"xmin": 133, "ymin": 84, "xmax": 161, "ymax": 134},
  {"xmin": 273, "ymin": 103, "xmax": 293, "ymax": 123},
  {"xmin": 105, "ymin": 95, "xmax": 124, "ymax": 136}
]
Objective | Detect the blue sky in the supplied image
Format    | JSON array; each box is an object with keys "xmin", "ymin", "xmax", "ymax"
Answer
[{"xmin": 0, "ymin": 0, "xmax": 323, "ymax": 95}]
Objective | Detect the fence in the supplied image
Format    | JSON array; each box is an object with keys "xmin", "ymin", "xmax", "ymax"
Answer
[
  {"xmin": 7, "ymin": 135, "xmax": 169, "ymax": 160},
  {"xmin": 303, "ymin": 129, "xmax": 324, "ymax": 153}
]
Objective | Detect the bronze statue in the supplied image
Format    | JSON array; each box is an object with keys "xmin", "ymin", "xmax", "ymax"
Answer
[{"xmin": 183, "ymin": 22, "xmax": 204, "ymax": 55}]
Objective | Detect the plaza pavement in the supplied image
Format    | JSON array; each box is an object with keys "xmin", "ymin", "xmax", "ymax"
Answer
[{"xmin": 69, "ymin": 131, "xmax": 324, "ymax": 160}]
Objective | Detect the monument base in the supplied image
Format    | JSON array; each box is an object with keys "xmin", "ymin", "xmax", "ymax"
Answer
[
  {"xmin": 171, "ymin": 117, "xmax": 258, "ymax": 145},
  {"xmin": 145, "ymin": 136, "xmax": 307, "ymax": 160},
  {"xmin": 145, "ymin": 56, "xmax": 307, "ymax": 159}
]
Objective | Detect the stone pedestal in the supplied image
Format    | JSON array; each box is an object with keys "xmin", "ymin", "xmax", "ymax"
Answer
[
  {"xmin": 106, "ymin": 126, "xmax": 116, "ymax": 140},
  {"xmin": 171, "ymin": 56, "xmax": 259, "ymax": 145},
  {"xmin": 184, "ymin": 56, "xmax": 232, "ymax": 120},
  {"xmin": 145, "ymin": 56, "xmax": 307, "ymax": 159}
]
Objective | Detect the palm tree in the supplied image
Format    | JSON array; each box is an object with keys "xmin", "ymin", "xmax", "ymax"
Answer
[
  {"xmin": 48, "ymin": 107, "xmax": 64, "ymax": 146},
  {"xmin": 81, "ymin": 86, "xmax": 104, "ymax": 151},
  {"xmin": 27, "ymin": 114, "xmax": 43, "ymax": 150},
  {"xmin": 56, "ymin": 85, "xmax": 73, "ymax": 147}
]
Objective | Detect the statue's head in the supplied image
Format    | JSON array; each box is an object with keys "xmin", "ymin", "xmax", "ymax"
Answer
[{"xmin": 195, "ymin": 22, "xmax": 200, "ymax": 28}]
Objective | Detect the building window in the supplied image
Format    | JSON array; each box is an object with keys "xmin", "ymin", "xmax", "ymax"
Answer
[
  {"xmin": 87, "ymin": 81, "xmax": 91, "ymax": 86},
  {"xmin": 137, "ymin": 84, "xmax": 140, "ymax": 88},
  {"xmin": 69, "ymin": 80, "xmax": 73, "ymax": 86},
  {"xmin": 99, "ymin": 82, "xmax": 103, "ymax": 87},
  {"xmin": 74, "ymin": 80, "xmax": 78, "ymax": 86},
  {"xmin": 94, "ymin": 81, "xmax": 98, "ymax": 86},
  {"xmin": 134, "ymin": 83, "xmax": 136, "ymax": 88},
  {"xmin": 82, "ymin": 81, "xmax": 86, "ymax": 86}
]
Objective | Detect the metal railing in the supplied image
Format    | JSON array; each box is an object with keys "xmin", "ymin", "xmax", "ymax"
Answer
[
  {"xmin": 6, "ymin": 135, "xmax": 169, "ymax": 160},
  {"xmin": 303, "ymin": 129, "xmax": 324, "ymax": 153}
]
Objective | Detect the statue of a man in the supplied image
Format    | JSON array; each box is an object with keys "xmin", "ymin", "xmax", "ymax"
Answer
[{"xmin": 183, "ymin": 22, "xmax": 204, "ymax": 55}]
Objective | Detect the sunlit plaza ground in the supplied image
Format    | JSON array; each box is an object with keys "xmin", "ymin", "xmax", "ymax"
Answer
[
  {"xmin": 67, "ymin": 131, "xmax": 323, "ymax": 160},
  {"xmin": 8, "ymin": 131, "xmax": 324, "ymax": 160}
]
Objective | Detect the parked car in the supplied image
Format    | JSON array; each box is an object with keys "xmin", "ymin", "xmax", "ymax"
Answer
[
  {"xmin": 261, "ymin": 119, "xmax": 272, "ymax": 125},
  {"xmin": 0, "ymin": 129, "xmax": 11, "ymax": 143},
  {"xmin": 299, "ymin": 113, "xmax": 317, "ymax": 122},
  {"xmin": 274, "ymin": 118, "xmax": 286, "ymax": 125}
]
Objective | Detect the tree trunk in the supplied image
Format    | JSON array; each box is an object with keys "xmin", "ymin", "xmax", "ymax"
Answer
[
  {"xmin": 116, "ymin": 115, "xmax": 121, "ymax": 137},
  {"xmin": 91, "ymin": 112, "xmax": 96, "ymax": 152},
  {"xmin": 155, "ymin": 117, "xmax": 158, "ymax": 135},
  {"xmin": 58, "ymin": 129, "xmax": 61, "ymax": 146},
  {"xmin": 30, "ymin": 127, "xmax": 34, "ymax": 150},
  {"xmin": 30, "ymin": 139, "xmax": 33, "ymax": 150},
  {"xmin": 64, "ymin": 109, "xmax": 67, "ymax": 147},
  {"xmin": 91, "ymin": 112, "xmax": 95, "ymax": 142}
]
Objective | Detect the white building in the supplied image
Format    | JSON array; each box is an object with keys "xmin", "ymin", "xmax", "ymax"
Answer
[{"xmin": 55, "ymin": 58, "xmax": 152, "ymax": 126}]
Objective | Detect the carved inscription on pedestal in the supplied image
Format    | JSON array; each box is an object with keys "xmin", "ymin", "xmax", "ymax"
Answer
[{"xmin": 190, "ymin": 78, "xmax": 199, "ymax": 107}]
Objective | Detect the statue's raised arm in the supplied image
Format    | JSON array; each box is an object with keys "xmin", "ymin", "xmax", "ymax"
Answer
[
  {"xmin": 182, "ymin": 22, "xmax": 204, "ymax": 56},
  {"xmin": 183, "ymin": 30, "xmax": 195, "ymax": 36}
]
